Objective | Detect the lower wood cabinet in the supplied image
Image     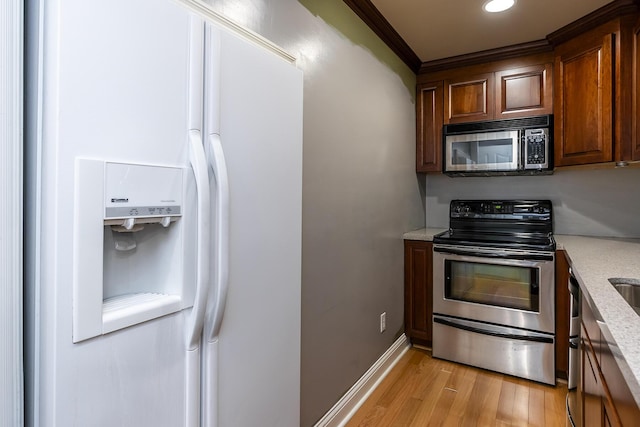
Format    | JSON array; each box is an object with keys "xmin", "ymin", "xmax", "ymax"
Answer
[
  {"xmin": 404, "ymin": 240, "xmax": 433, "ymax": 346},
  {"xmin": 581, "ymin": 296, "xmax": 640, "ymax": 426},
  {"xmin": 582, "ymin": 325, "xmax": 604, "ymax": 425}
]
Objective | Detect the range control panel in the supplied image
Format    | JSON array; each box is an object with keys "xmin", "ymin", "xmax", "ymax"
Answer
[{"xmin": 450, "ymin": 200, "xmax": 552, "ymax": 221}]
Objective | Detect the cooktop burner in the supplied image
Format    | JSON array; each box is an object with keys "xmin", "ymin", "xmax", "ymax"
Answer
[{"xmin": 433, "ymin": 200, "xmax": 556, "ymax": 252}]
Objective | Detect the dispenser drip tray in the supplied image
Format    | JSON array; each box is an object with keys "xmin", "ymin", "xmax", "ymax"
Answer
[{"xmin": 103, "ymin": 293, "xmax": 182, "ymax": 334}]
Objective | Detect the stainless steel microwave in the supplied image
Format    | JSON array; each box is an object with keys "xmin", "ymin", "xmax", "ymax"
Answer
[{"xmin": 443, "ymin": 115, "xmax": 553, "ymax": 176}]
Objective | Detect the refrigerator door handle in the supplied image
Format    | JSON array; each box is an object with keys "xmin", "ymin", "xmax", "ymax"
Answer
[
  {"xmin": 203, "ymin": 22, "xmax": 228, "ymax": 343},
  {"xmin": 186, "ymin": 129, "xmax": 212, "ymax": 350},
  {"xmin": 201, "ymin": 24, "xmax": 227, "ymax": 427},
  {"xmin": 202, "ymin": 133, "xmax": 229, "ymax": 427},
  {"xmin": 204, "ymin": 133, "xmax": 230, "ymax": 342},
  {"xmin": 185, "ymin": 129, "xmax": 211, "ymax": 427}
]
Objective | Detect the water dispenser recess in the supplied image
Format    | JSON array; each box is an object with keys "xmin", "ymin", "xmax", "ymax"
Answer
[{"xmin": 73, "ymin": 159, "xmax": 186, "ymax": 343}]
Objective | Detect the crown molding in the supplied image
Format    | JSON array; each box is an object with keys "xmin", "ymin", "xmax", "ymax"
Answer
[
  {"xmin": 343, "ymin": 0, "xmax": 422, "ymax": 73},
  {"xmin": 547, "ymin": 0, "xmax": 640, "ymax": 46},
  {"xmin": 418, "ymin": 40, "xmax": 553, "ymax": 74}
]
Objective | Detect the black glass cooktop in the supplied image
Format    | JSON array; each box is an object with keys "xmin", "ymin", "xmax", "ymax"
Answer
[
  {"xmin": 433, "ymin": 200, "xmax": 556, "ymax": 252},
  {"xmin": 433, "ymin": 229, "xmax": 556, "ymax": 252}
]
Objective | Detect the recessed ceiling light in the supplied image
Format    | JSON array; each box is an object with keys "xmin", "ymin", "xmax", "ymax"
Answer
[{"xmin": 483, "ymin": 0, "xmax": 516, "ymax": 13}]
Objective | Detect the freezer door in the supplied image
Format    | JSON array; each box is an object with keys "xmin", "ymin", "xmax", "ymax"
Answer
[{"xmin": 26, "ymin": 0, "xmax": 202, "ymax": 425}]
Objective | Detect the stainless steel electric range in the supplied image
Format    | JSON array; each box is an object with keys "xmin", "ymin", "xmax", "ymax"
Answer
[{"xmin": 432, "ymin": 200, "xmax": 556, "ymax": 385}]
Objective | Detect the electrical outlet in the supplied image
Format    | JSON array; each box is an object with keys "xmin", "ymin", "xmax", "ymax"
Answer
[{"xmin": 380, "ymin": 312, "xmax": 386, "ymax": 333}]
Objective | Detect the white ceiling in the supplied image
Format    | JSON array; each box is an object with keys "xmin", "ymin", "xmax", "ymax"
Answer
[{"xmin": 370, "ymin": 0, "xmax": 613, "ymax": 62}]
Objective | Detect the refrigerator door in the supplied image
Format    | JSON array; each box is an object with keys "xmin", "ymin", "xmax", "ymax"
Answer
[
  {"xmin": 25, "ymin": 0, "xmax": 204, "ymax": 425},
  {"xmin": 203, "ymin": 27, "xmax": 303, "ymax": 427}
]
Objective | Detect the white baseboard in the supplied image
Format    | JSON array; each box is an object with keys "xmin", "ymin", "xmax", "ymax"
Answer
[{"xmin": 314, "ymin": 334, "xmax": 411, "ymax": 427}]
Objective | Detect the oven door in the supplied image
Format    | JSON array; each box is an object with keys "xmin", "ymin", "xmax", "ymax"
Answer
[
  {"xmin": 444, "ymin": 130, "xmax": 519, "ymax": 173},
  {"xmin": 433, "ymin": 244, "xmax": 555, "ymax": 333}
]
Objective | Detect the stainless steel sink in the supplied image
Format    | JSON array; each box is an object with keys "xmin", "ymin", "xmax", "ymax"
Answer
[{"xmin": 609, "ymin": 278, "xmax": 640, "ymax": 315}]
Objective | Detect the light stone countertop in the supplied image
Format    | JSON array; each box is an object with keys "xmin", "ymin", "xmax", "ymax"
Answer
[
  {"xmin": 555, "ymin": 235, "xmax": 640, "ymax": 408},
  {"xmin": 402, "ymin": 227, "xmax": 446, "ymax": 241},
  {"xmin": 403, "ymin": 229, "xmax": 640, "ymax": 406}
]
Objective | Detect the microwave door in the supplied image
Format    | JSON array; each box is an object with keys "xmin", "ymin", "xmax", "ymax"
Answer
[{"xmin": 445, "ymin": 130, "xmax": 519, "ymax": 172}]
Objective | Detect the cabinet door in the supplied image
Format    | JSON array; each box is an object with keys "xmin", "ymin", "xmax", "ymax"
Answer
[
  {"xmin": 444, "ymin": 73, "xmax": 494, "ymax": 124},
  {"xmin": 601, "ymin": 338, "xmax": 638, "ymax": 426},
  {"xmin": 554, "ymin": 31, "xmax": 615, "ymax": 166},
  {"xmin": 416, "ymin": 82, "xmax": 443, "ymax": 172},
  {"xmin": 495, "ymin": 63, "xmax": 553, "ymax": 120},
  {"xmin": 404, "ymin": 240, "xmax": 433, "ymax": 346},
  {"xmin": 582, "ymin": 326, "xmax": 604, "ymax": 426}
]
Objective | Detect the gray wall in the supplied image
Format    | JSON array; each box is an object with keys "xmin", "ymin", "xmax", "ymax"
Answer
[
  {"xmin": 203, "ymin": 1, "xmax": 424, "ymax": 425},
  {"xmin": 426, "ymin": 167, "xmax": 640, "ymax": 238}
]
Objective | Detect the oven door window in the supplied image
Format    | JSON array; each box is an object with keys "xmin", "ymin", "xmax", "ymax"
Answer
[{"xmin": 444, "ymin": 260, "xmax": 539, "ymax": 312}]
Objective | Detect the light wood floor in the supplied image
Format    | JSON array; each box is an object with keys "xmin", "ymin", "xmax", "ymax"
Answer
[{"xmin": 346, "ymin": 347, "xmax": 567, "ymax": 427}]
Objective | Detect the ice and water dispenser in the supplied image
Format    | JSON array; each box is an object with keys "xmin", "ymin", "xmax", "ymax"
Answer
[{"xmin": 73, "ymin": 159, "xmax": 194, "ymax": 342}]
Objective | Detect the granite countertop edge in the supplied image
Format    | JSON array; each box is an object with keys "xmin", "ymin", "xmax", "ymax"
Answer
[{"xmin": 404, "ymin": 229, "xmax": 640, "ymax": 405}]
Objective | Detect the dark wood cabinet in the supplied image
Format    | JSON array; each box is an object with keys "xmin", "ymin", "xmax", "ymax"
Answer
[
  {"xmin": 444, "ymin": 73, "xmax": 494, "ymax": 123},
  {"xmin": 416, "ymin": 82, "xmax": 443, "ymax": 172},
  {"xmin": 600, "ymin": 331, "xmax": 638, "ymax": 426},
  {"xmin": 555, "ymin": 250, "xmax": 570, "ymax": 380},
  {"xmin": 441, "ymin": 63, "xmax": 553, "ymax": 125},
  {"xmin": 554, "ymin": 14, "xmax": 640, "ymax": 167},
  {"xmin": 495, "ymin": 63, "xmax": 553, "ymax": 120},
  {"xmin": 416, "ymin": 54, "xmax": 554, "ymax": 173},
  {"xmin": 580, "ymin": 294, "xmax": 640, "ymax": 426},
  {"xmin": 554, "ymin": 25, "xmax": 615, "ymax": 166},
  {"xmin": 633, "ymin": 19, "xmax": 640, "ymax": 161},
  {"xmin": 582, "ymin": 324, "xmax": 605, "ymax": 426},
  {"xmin": 403, "ymin": 240, "xmax": 433, "ymax": 346}
]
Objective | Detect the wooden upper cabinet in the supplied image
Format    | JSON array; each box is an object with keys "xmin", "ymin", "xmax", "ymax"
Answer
[
  {"xmin": 416, "ymin": 55, "xmax": 554, "ymax": 172},
  {"xmin": 416, "ymin": 81, "xmax": 443, "ymax": 172},
  {"xmin": 553, "ymin": 12, "xmax": 640, "ymax": 167},
  {"xmin": 442, "ymin": 64, "xmax": 553, "ymax": 125},
  {"xmin": 554, "ymin": 28, "xmax": 615, "ymax": 166},
  {"xmin": 496, "ymin": 63, "xmax": 553, "ymax": 120},
  {"xmin": 444, "ymin": 73, "xmax": 494, "ymax": 123}
]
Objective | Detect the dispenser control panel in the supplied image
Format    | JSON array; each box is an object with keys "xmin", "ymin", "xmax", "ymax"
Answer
[{"xmin": 104, "ymin": 162, "xmax": 183, "ymax": 220}]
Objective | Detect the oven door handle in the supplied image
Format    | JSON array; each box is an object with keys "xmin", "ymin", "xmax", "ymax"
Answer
[
  {"xmin": 433, "ymin": 317, "xmax": 555, "ymax": 344},
  {"xmin": 433, "ymin": 246, "xmax": 554, "ymax": 261}
]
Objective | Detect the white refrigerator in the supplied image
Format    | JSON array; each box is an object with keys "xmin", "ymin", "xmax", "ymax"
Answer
[{"xmin": 24, "ymin": 0, "xmax": 302, "ymax": 426}]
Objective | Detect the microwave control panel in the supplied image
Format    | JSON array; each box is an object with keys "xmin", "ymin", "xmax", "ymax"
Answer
[{"xmin": 524, "ymin": 128, "xmax": 549, "ymax": 168}]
